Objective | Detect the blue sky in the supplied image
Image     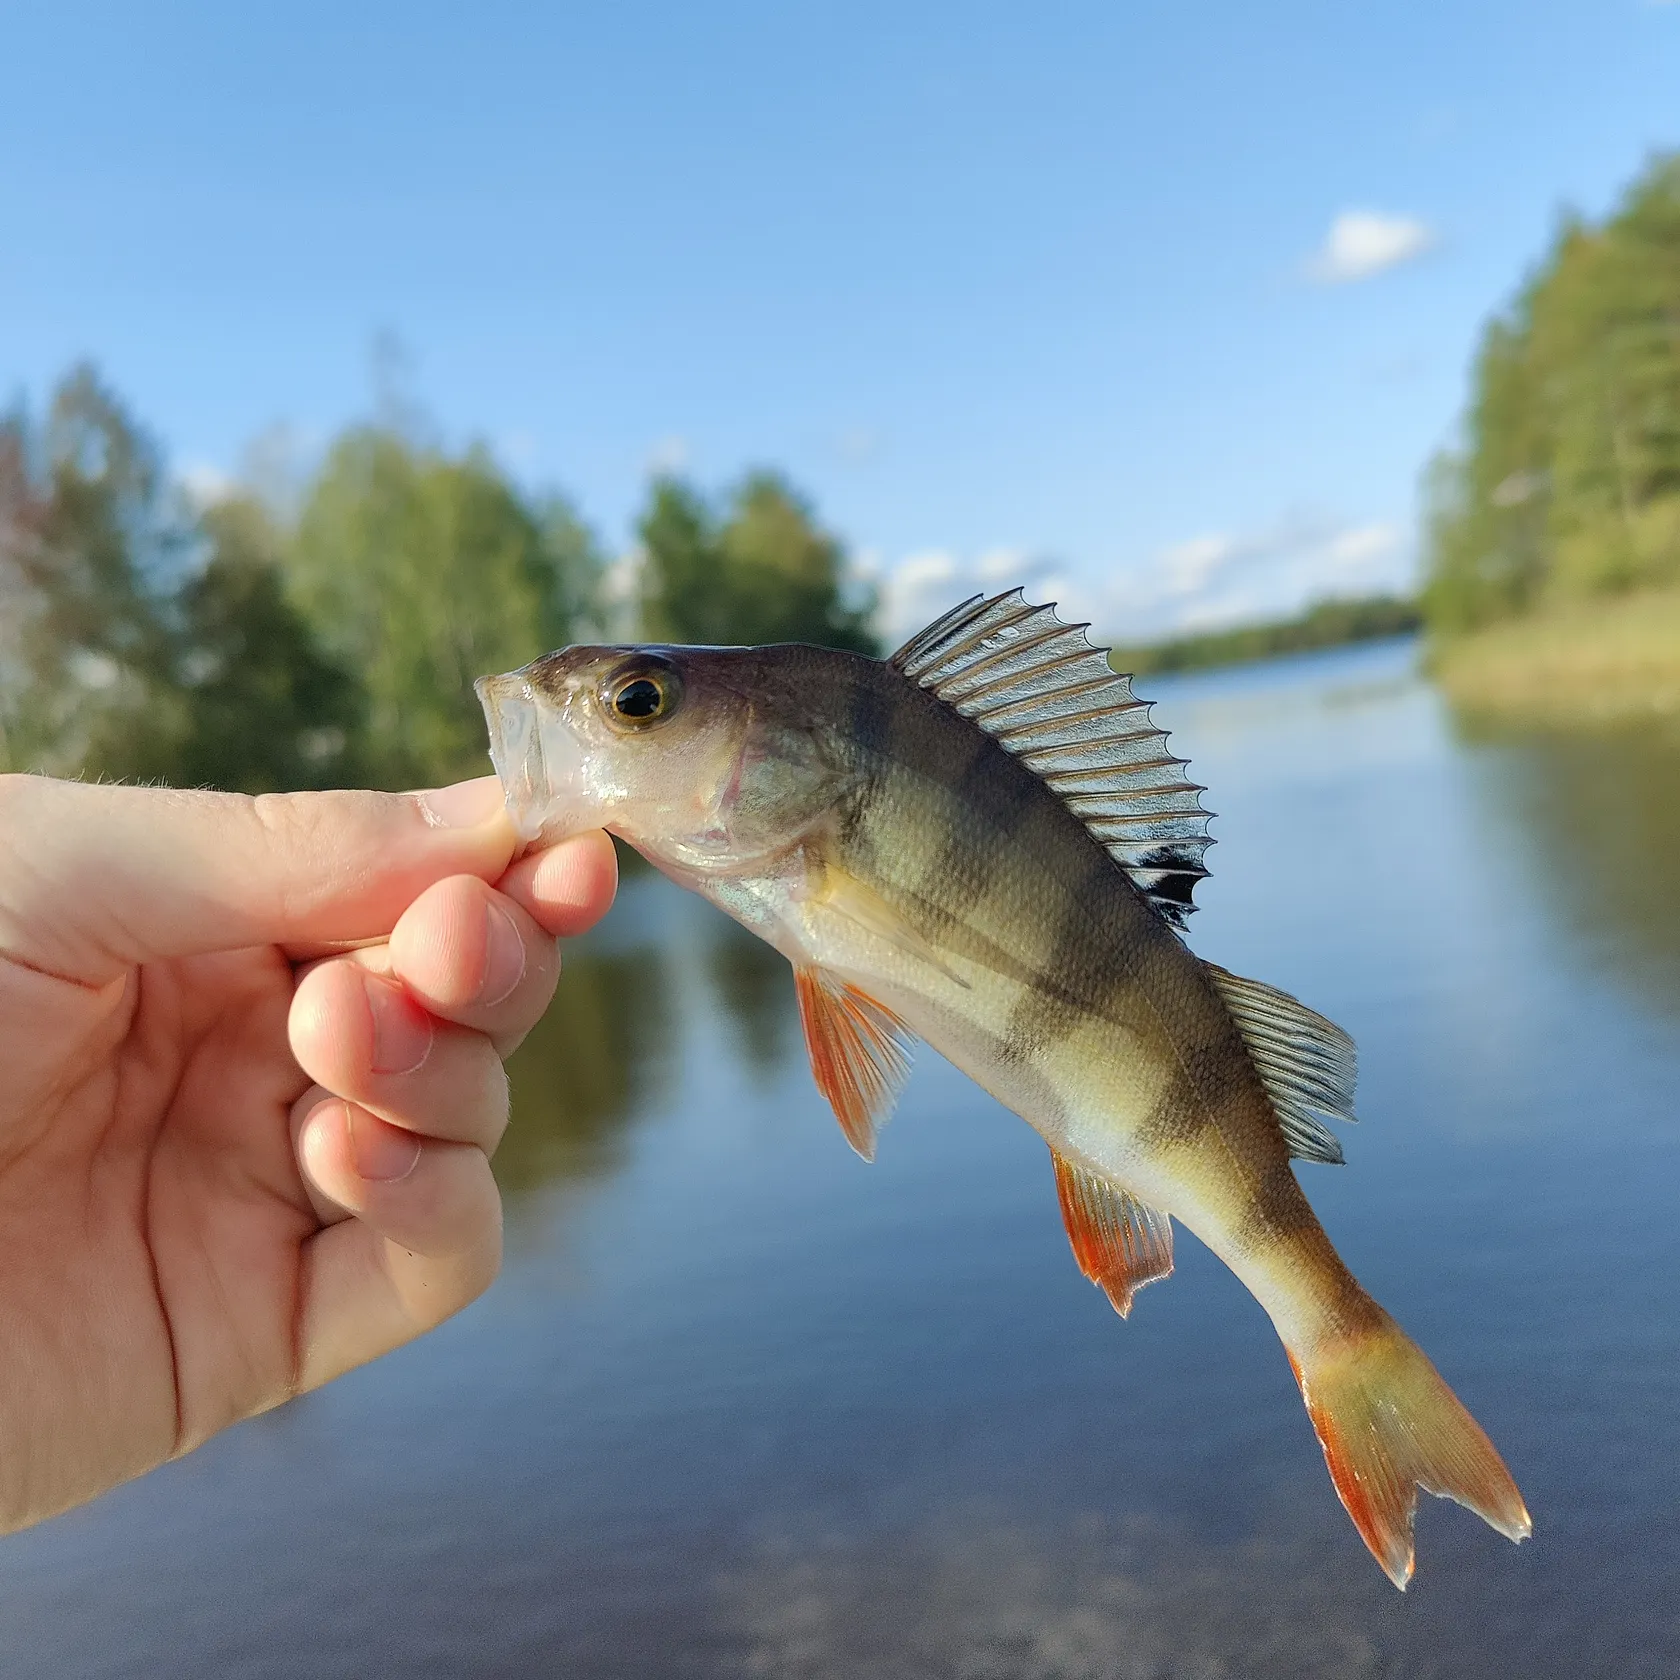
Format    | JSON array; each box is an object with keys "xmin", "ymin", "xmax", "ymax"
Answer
[{"xmin": 4, "ymin": 1, "xmax": 1678, "ymax": 639}]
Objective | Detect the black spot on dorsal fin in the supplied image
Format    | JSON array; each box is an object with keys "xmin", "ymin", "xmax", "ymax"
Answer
[{"xmin": 890, "ymin": 590, "xmax": 1213, "ymax": 928}]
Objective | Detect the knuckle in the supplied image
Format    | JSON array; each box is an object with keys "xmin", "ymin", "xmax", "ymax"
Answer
[{"xmin": 249, "ymin": 789, "xmax": 405, "ymax": 931}]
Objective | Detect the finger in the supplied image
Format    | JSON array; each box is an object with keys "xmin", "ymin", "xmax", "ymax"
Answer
[
  {"xmin": 387, "ymin": 875, "xmax": 559, "ymax": 1054},
  {"xmin": 287, "ymin": 958, "xmax": 510, "ymax": 1151},
  {"xmin": 296, "ymin": 1098, "xmax": 500, "ymax": 1258},
  {"xmin": 279, "ymin": 934, "xmax": 389, "ymax": 964},
  {"xmin": 294, "ymin": 1103, "xmax": 502, "ymax": 1393},
  {"xmin": 289, "ymin": 1086, "xmax": 356, "ymax": 1227},
  {"xmin": 496, "ymin": 829, "xmax": 619, "ymax": 939},
  {"xmin": 0, "ymin": 774, "xmax": 518, "ymax": 986}
]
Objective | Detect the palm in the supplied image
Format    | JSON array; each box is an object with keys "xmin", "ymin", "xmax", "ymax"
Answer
[
  {"xmin": 0, "ymin": 775, "xmax": 615, "ymax": 1538},
  {"xmin": 0, "ymin": 947, "xmax": 316, "ymax": 1526}
]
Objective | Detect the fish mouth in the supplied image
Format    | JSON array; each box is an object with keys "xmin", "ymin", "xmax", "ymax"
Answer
[{"xmin": 475, "ymin": 672, "xmax": 550, "ymax": 843}]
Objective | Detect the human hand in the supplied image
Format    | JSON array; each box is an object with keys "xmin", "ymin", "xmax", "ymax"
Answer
[{"xmin": 0, "ymin": 773, "xmax": 616, "ymax": 1533}]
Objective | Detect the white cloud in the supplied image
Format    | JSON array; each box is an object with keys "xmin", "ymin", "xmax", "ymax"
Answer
[
  {"xmin": 833, "ymin": 427, "xmax": 882, "ymax": 466},
  {"xmin": 1156, "ymin": 534, "xmax": 1234, "ymax": 597},
  {"xmin": 1323, "ymin": 521, "xmax": 1400, "ymax": 575},
  {"xmin": 1106, "ymin": 516, "xmax": 1406, "ymax": 640},
  {"xmin": 178, "ymin": 460, "xmax": 235, "ymax": 508},
  {"xmin": 862, "ymin": 547, "xmax": 1061, "ymax": 647},
  {"xmin": 496, "ymin": 429, "xmax": 539, "ymax": 471},
  {"xmin": 975, "ymin": 546, "xmax": 1027, "ymax": 583},
  {"xmin": 1307, "ymin": 210, "xmax": 1438, "ymax": 283},
  {"xmin": 863, "ymin": 517, "xmax": 1408, "ymax": 654},
  {"xmin": 646, "ymin": 434, "xmax": 690, "ymax": 475}
]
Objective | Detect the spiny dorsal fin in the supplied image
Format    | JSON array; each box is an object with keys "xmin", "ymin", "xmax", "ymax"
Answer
[
  {"xmin": 891, "ymin": 590, "xmax": 1212, "ymax": 928},
  {"xmin": 794, "ymin": 966, "xmax": 916, "ymax": 1162},
  {"xmin": 1049, "ymin": 1146, "xmax": 1175, "ymax": 1318},
  {"xmin": 1202, "ymin": 963, "xmax": 1358, "ymax": 1164}
]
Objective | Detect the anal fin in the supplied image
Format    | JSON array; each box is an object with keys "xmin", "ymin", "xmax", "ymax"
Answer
[
  {"xmin": 794, "ymin": 966, "xmax": 916, "ymax": 1162},
  {"xmin": 1050, "ymin": 1147, "xmax": 1174, "ymax": 1318}
]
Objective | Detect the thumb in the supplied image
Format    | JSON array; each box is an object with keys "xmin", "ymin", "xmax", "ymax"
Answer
[{"xmin": 0, "ymin": 775, "xmax": 518, "ymax": 984}]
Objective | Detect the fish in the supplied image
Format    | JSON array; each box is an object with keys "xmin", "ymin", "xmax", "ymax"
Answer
[{"xmin": 475, "ymin": 590, "xmax": 1531, "ymax": 1589}]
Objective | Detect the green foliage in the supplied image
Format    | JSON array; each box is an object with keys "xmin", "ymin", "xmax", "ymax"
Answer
[
  {"xmin": 155, "ymin": 497, "xmax": 366, "ymax": 792},
  {"xmin": 638, "ymin": 470, "xmax": 877, "ymax": 653},
  {"xmin": 1109, "ymin": 594, "xmax": 1422, "ymax": 677},
  {"xmin": 1425, "ymin": 154, "xmax": 1680, "ymax": 634},
  {"xmin": 3, "ymin": 366, "xmax": 610, "ymax": 793},
  {"xmin": 0, "ymin": 366, "xmax": 190, "ymax": 777},
  {"xmin": 4, "ymin": 367, "xmax": 874, "ymax": 794},
  {"xmin": 286, "ymin": 429, "xmax": 604, "ymax": 788}
]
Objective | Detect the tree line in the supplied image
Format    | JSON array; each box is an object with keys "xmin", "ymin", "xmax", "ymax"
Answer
[
  {"xmin": 1109, "ymin": 594, "xmax": 1421, "ymax": 677},
  {"xmin": 0, "ymin": 367, "xmax": 878, "ymax": 792},
  {"xmin": 1424, "ymin": 152, "xmax": 1680, "ymax": 634}
]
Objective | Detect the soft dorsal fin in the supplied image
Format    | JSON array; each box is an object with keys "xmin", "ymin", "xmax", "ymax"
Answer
[
  {"xmin": 892, "ymin": 591, "xmax": 1212, "ymax": 927},
  {"xmin": 1049, "ymin": 1147, "xmax": 1175, "ymax": 1317},
  {"xmin": 1202, "ymin": 963, "xmax": 1358, "ymax": 1164},
  {"xmin": 794, "ymin": 966, "xmax": 916, "ymax": 1161}
]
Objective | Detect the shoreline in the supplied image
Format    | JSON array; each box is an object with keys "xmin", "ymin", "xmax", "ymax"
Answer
[{"xmin": 1429, "ymin": 588, "xmax": 1680, "ymax": 731}]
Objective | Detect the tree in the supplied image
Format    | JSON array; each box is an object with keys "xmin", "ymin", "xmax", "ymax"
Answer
[
  {"xmin": 155, "ymin": 496, "xmax": 366, "ymax": 793},
  {"xmin": 637, "ymin": 470, "xmax": 877, "ymax": 653},
  {"xmin": 1425, "ymin": 154, "xmax": 1680, "ymax": 633},
  {"xmin": 286, "ymin": 429, "xmax": 604, "ymax": 788},
  {"xmin": 0, "ymin": 366, "xmax": 189, "ymax": 777}
]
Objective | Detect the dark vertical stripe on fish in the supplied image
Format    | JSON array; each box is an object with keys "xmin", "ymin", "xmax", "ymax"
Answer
[
  {"xmin": 834, "ymin": 668, "xmax": 899, "ymax": 857},
  {"xmin": 847, "ymin": 663, "xmax": 897, "ymax": 757},
  {"xmin": 1132, "ymin": 1034, "xmax": 1237, "ymax": 1154},
  {"xmin": 999, "ymin": 841, "xmax": 1119, "ymax": 1062},
  {"xmin": 1232, "ymin": 1159, "xmax": 1321, "ymax": 1253},
  {"xmin": 913, "ymin": 732, "xmax": 1041, "ymax": 929}
]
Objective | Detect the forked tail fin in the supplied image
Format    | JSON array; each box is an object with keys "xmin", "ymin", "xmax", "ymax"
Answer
[{"xmin": 1288, "ymin": 1313, "xmax": 1531, "ymax": 1589}]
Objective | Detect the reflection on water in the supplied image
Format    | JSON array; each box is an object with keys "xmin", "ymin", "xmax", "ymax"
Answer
[
  {"xmin": 719, "ymin": 1508, "xmax": 1388, "ymax": 1680},
  {"xmin": 496, "ymin": 892, "xmax": 799, "ymax": 1198},
  {"xmin": 705, "ymin": 915, "xmax": 798, "ymax": 1077},
  {"xmin": 495, "ymin": 942, "xmax": 674, "ymax": 1193},
  {"xmin": 2, "ymin": 637, "xmax": 1679, "ymax": 1678},
  {"xmin": 1465, "ymin": 722, "xmax": 1680, "ymax": 1015}
]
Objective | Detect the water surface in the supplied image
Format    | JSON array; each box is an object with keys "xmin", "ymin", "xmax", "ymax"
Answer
[{"xmin": 4, "ymin": 638, "xmax": 1679, "ymax": 1677}]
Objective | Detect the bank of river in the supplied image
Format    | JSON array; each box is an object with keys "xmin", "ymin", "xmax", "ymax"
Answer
[{"xmin": 1431, "ymin": 586, "xmax": 1680, "ymax": 730}]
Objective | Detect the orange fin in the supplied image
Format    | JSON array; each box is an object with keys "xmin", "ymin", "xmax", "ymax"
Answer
[
  {"xmin": 1050, "ymin": 1147, "xmax": 1174, "ymax": 1317},
  {"xmin": 1289, "ymin": 1315, "xmax": 1532, "ymax": 1589},
  {"xmin": 794, "ymin": 967, "xmax": 915, "ymax": 1162}
]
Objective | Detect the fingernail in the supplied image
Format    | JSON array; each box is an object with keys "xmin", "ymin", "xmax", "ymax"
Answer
[
  {"xmin": 348, "ymin": 1108, "xmax": 422, "ymax": 1183},
  {"xmin": 367, "ymin": 976, "xmax": 434, "ymax": 1074},
  {"xmin": 481, "ymin": 903, "xmax": 526, "ymax": 1007},
  {"xmin": 418, "ymin": 777, "xmax": 508, "ymax": 829}
]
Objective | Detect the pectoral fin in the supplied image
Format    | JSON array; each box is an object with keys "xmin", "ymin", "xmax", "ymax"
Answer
[
  {"xmin": 815, "ymin": 871, "xmax": 971, "ymax": 989},
  {"xmin": 795, "ymin": 966, "xmax": 916, "ymax": 1162},
  {"xmin": 1050, "ymin": 1147, "xmax": 1174, "ymax": 1318}
]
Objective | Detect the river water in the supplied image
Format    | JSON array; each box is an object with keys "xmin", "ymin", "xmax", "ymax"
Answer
[{"xmin": 3, "ymin": 637, "xmax": 1679, "ymax": 1677}]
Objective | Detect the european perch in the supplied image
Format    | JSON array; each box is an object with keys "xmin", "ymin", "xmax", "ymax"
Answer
[{"xmin": 476, "ymin": 591, "xmax": 1531, "ymax": 1589}]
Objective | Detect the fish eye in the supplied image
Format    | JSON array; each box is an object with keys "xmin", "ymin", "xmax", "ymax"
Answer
[{"xmin": 603, "ymin": 662, "xmax": 682, "ymax": 728}]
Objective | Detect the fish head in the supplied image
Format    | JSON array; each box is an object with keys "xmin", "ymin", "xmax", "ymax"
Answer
[{"xmin": 476, "ymin": 643, "xmax": 847, "ymax": 873}]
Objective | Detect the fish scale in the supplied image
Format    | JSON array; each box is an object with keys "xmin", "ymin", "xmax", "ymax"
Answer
[{"xmin": 476, "ymin": 589, "xmax": 1531, "ymax": 1591}]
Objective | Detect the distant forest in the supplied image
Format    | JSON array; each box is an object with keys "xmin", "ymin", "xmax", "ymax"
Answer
[
  {"xmin": 1424, "ymin": 152, "xmax": 1680, "ymax": 633},
  {"xmin": 0, "ymin": 370, "xmax": 876, "ymax": 792},
  {"xmin": 1109, "ymin": 594, "xmax": 1421, "ymax": 677}
]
